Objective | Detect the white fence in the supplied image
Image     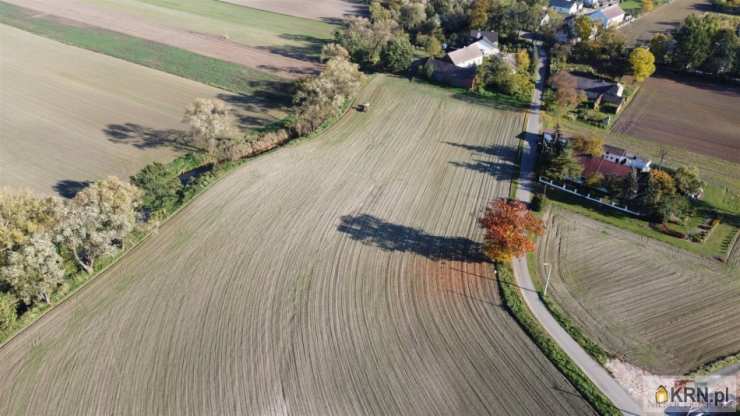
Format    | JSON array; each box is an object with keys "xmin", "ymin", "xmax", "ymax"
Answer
[{"xmin": 539, "ymin": 176, "xmax": 645, "ymax": 216}]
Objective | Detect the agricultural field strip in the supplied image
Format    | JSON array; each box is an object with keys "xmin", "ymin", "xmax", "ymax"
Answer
[
  {"xmin": 0, "ymin": 24, "xmax": 262, "ymax": 196},
  {"xmin": 0, "ymin": 77, "xmax": 595, "ymax": 415},
  {"xmin": 2, "ymin": 0, "xmax": 330, "ymax": 79},
  {"xmin": 613, "ymin": 75, "xmax": 740, "ymax": 164},
  {"xmin": 619, "ymin": 0, "xmax": 710, "ymax": 45},
  {"xmin": 222, "ymin": 0, "xmax": 367, "ymax": 21},
  {"xmin": 538, "ymin": 208, "xmax": 740, "ymax": 375}
]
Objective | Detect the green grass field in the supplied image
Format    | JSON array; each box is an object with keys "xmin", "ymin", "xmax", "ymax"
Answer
[
  {"xmin": 80, "ymin": 0, "xmax": 335, "ymax": 57},
  {"xmin": 0, "ymin": 2, "xmax": 291, "ymax": 98}
]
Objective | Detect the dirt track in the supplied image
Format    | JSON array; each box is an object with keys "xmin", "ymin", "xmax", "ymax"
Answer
[
  {"xmin": 223, "ymin": 0, "xmax": 366, "ymax": 21},
  {"xmin": 0, "ymin": 24, "xmax": 279, "ymax": 196},
  {"xmin": 3, "ymin": 0, "xmax": 320, "ymax": 78},
  {"xmin": 0, "ymin": 77, "xmax": 595, "ymax": 415},
  {"xmin": 612, "ymin": 75, "xmax": 740, "ymax": 163},
  {"xmin": 538, "ymin": 208, "xmax": 740, "ymax": 374},
  {"xmin": 619, "ymin": 0, "xmax": 709, "ymax": 45}
]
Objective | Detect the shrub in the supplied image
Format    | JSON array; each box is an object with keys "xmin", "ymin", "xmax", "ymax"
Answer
[
  {"xmin": 531, "ymin": 193, "xmax": 549, "ymax": 212},
  {"xmin": 0, "ymin": 292, "xmax": 18, "ymax": 331}
]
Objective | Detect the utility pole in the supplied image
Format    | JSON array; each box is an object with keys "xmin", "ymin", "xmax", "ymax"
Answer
[{"xmin": 543, "ymin": 262, "xmax": 553, "ymax": 297}]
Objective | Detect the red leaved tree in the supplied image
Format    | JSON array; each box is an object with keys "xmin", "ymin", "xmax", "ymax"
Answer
[{"xmin": 479, "ymin": 199, "xmax": 544, "ymax": 262}]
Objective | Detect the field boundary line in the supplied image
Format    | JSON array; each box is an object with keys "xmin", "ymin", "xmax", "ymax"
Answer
[{"xmin": 0, "ymin": 79, "xmax": 365, "ymax": 351}]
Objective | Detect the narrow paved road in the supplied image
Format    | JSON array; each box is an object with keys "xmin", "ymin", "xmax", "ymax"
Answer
[
  {"xmin": 0, "ymin": 76, "xmax": 595, "ymax": 416},
  {"xmin": 512, "ymin": 45, "xmax": 643, "ymax": 416}
]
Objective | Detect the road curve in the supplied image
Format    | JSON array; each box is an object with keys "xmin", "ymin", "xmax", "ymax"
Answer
[
  {"xmin": 513, "ymin": 45, "xmax": 642, "ymax": 416},
  {"xmin": 0, "ymin": 76, "xmax": 595, "ymax": 415}
]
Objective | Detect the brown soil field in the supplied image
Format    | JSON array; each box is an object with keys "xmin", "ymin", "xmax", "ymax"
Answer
[
  {"xmin": 3, "ymin": 0, "xmax": 322, "ymax": 78},
  {"xmin": 620, "ymin": 0, "xmax": 710, "ymax": 45},
  {"xmin": 223, "ymin": 0, "xmax": 367, "ymax": 21},
  {"xmin": 0, "ymin": 24, "xmax": 282, "ymax": 196},
  {"xmin": 0, "ymin": 76, "xmax": 596, "ymax": 415},
  {"xmin": 612, "ymin": 74, "xmax": 740, "ymax": 163},
  {"xmin": 537, "ymin": 208, "xmax": 740, "ymax": 375}
]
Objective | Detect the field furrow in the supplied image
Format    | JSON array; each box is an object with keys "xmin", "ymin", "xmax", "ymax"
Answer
[{"xmin": 0, "ymin": 76, "xmax": 595, "ymax": 415}]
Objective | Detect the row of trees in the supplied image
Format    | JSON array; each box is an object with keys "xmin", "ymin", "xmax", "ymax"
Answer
[
  {"xmin": 0, "ymin": 178, "xmax": 141, "ymax": 330},
  {"xmin": 649, "ymin": 14, "xmax": 739, "ymax": 77},
  {"xmin": 0, "ymin": 49, "xmax": 367, "ymax": 333}
]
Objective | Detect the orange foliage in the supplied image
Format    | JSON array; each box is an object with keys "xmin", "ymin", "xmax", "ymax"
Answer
[{"xmin": 479, "ymin": 198, "xmax": 545, "ymax": 262}]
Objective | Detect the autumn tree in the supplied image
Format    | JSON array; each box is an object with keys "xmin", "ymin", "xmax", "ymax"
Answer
[
  {"xmin": 642, "ymin": 0, "xmax": 654, "ymax": 13},
  {"xmin": 549, "ymin": 71, "xmax": 586, "ymax": 115},
  {"xmin": 629, "ymin": 47, "xmax": 656, "ymax": 82},
  {"xmin": 574, "ymin": 15, "xmax": 593, "ymax": 41},
  {"xmin": 516, "ymin": 49, "xmax": 531, "ymax": 72},
  {"xmin": 0, "ymin": 188, "xmax": 62, "ymax": 253},
  {"xmin": 479, "ymin": 199, "xmax": 544, "ymax": 262},
  {"xmin": 182, "ymin": 98, "xmax": 237, "ymax": 158},
  {"xmin": 470, "ymin": 0, "xmax": 493, "ymax": 29},
  {"xmin": 381, "ymin": 34, "xmax": 414, "ymax": 73},
  {"xmin": 673, "ymin": 166, "xmax": 704, "ymax": 196},
  {"xmin": 0, "ymin": 233, "xmax": 64, "ymax": 305},
  {"xmin": 571, "ymin": 135, "xmax": 604, "ymax": 157},
  {"xmin": 56, "ymin": 177, "xmax": 142, "ymax": 274},
  {"xmin": 292, "ymin": 56, "xmax": 365, "ymax": 136},
  {"xmin": 320, "ymin": 43, "xmax": 350, "ymax": 63}
]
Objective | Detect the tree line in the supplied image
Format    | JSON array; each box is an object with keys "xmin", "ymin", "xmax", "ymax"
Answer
[
  {"xmin": 650, "ymin": 14, "xmax": 739, "ymax": 78},
  {"xmin": 0, "ymin": 52, "xmax": 365, "ymax": 334}
]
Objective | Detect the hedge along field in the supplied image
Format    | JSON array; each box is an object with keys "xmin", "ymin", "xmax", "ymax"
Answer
[
  {"xmin": 537, "ymin": 208, "xmax": 740, "ymax": 375},
  {"xmin": 0, "ymin": 24, "xmax": 284, "ymax": 196},
  {"xmin": 0, "ymin": 76, "xmax": 595, "ymax": 415},
  {"xmin": 3, "ymin": 0, "xmax": 334, "ymax": 78}
]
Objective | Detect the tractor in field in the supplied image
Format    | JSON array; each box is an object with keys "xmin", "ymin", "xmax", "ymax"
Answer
[{"xmin": 357, "ymin": 102, "xmax": 370, "ymax": 112}]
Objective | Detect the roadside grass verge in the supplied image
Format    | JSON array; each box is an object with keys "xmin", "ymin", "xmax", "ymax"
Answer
[
  {"xmin": 496, "ymin": 263, "xmax": 621, "ymax": 416},
  {"xmin": 526, "ymin": 253, "xmax": 612, "ymax": 366},
  {"xmin": 0, "ymin": 1, "xmax": 291, "ymax": 99},
  {"xmin": 689, "ymin": 351, "xmax": 740, "ymax": 376}
]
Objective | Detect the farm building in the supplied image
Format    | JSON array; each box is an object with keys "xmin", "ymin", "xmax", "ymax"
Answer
[
  {"xmin": 448, "ymin": 31, "xmax": 500, "ymax": 68},
  {"xmin": 603, "ymin": 144, "xmax": 652, "ymax": 172},
  {"xmin": 587, "ymin": 4, "xmax": 625, "ymax": 28},
  {"xmin": 579, "ymin": 155, "xmax": 633, "ymax": 178},
  {"xmin": 550, "ymin": 0, "xmax": 583, "ymax": 15}
]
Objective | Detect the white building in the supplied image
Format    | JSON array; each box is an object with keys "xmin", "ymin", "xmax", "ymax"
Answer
[
  {"xmin": 603, "ymin": 145, "xmax": 651, "ymax": 172},
  {"xmin": 448, "ymin": 31, "xmax": 500, "ymax": 68},
  {"xmin": 549, "ymin": 0, "xmax": 583, "ymax": 15},
  {"xmin": 587, "ymin": 4, "xmax": 625, "ymax": 27}
]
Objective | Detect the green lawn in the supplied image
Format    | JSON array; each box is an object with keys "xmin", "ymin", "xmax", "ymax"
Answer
[
  {"xmin": 83, "ymin": 0, "xmax": 335, "ymax": 58},
  {"xmin": 0, "ymin": 1, "xmax": 291, "ymax": 100}
]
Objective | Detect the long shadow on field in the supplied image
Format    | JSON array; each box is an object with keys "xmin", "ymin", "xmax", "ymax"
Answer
[
  {"xmin": 103, "ymin": 123, "xmax": 192, "ymax": 151},
  {"xmin": 261, "ymin": 34, "xmax": 324, "ymax": 63},
  {"xmin": 337, "ymin": 214, "xmax": 489, "ymax": 263},
  {"xmin": 54, "ymin": 180, "xmax": 91, "ymax": 198}
]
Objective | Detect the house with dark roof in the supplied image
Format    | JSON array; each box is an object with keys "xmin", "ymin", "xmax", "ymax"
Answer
[{"xmin": 556, "ymin": 71, "xmax": 625, "ymax": 112}]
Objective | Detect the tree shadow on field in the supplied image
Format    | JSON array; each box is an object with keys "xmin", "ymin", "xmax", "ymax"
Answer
[
  {"xmin": 259, "ymin": 34, "xmax": 325, "ymax": 63},
  {"xmin": 103, "ymin": 123, "xmax": 193, "ymax": 151},
  {"xmin": 54, "ymin": 180, "xmax": 91, "ymax": 198},
  {"xmin": 444, "ymin": 141, "xmax": 517, "ymax": 180},
  {"xmin": 337, "ymin": 214, "xmax": 489, "ymax": 263}
]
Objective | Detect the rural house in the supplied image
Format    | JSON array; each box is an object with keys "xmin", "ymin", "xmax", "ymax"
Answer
[
  {"xmin": 603, "ymin": 144, "xmax": 652, "ymax": 172},
  {"xmin": 549, "ymin": 0, "xmax": 583, "ymax": 15},
  {"xmin": 448, "ymin": 31, "xmax": 500, "ymax": 68},
  {"xmin": 587, "ymin": 4, "xmax": 625, "ymax": 28},
  {"xmin": 557, "ymin": 71, "xmax": 625, "ymax": 112}
]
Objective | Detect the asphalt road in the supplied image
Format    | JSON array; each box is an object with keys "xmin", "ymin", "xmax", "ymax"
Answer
[{"xmin": 512, "ymin": 45, "xmax": 643, "ymax": 416}]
